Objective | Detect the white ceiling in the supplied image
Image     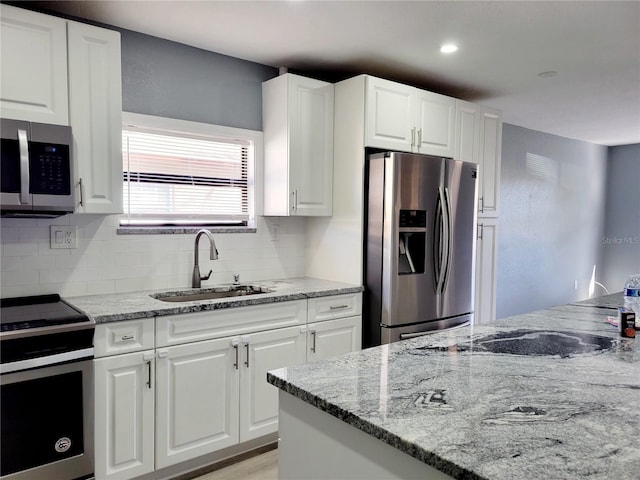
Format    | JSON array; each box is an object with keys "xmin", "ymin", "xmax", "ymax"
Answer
[{"xmin": 28, "ymin": 0, "xmax": 640, "ymax": 146}]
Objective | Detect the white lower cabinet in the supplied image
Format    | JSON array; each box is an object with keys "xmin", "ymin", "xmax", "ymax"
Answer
[
  {"xmin": 307, "ymin": 293, "xmax": 362, "ymax": 362},
  {"xmin": 240, "ymin": 326, "xmax": 307, "ymax": 442},
  {"xmin": 94, "ymin": 294, "xmax": 362, "ymax": 480},
  {"xmin": 94, "ymin": 349, "xmax": 155, "ymax": 480},
  {"xmin": 155, "ymin": 336, "xmax": 239, "ymax": 469},
  {"xmin": 307, "ymin": 316, "xmax": 361, "ymax": 362},
  {"xmin": 475, "ymin": 219, "xmax": 499, "ymax": 324}
]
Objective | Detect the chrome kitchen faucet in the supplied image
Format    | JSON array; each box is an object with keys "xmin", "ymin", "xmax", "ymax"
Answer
[{"xmin": 192, "ymin": 229, "xmax": 218, "ymax": 288}]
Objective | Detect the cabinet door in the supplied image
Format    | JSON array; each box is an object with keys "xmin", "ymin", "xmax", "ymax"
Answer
[
  {"xmin": 454, "ymin": 100, "xmax": 481, "ymax": 164},
  {"xmin": 239, "ymin": 326, "xmax": 307, "ymax": 442},
  {"xmin": 289, "ymin": 76, "xmax": 334, "ymax": 216},
  {"xmin": 263, "ymin": 73, "xmax": 333, "ymax": 217},
  {"xmin": 475, "ymin": 219, "xmax": 498, "ymax": 324},
  {"xmin": 67, "ymin": 21, "xmax": 123, "ymax": 214},
  {"xmin": 0, "ymin": 5, "xmax": 68, "ymax": 124},
  {"xmin": 155, "ymin": 338, "xmax": 239, "ymax": 469},
  {"xmin": 478, "ymin": 108, "xmax": 502, "ymax": 217},
  {"xmin": 414, "ymin": 90, "xmax": 455, "ymax": 158},
  {"xmin": 94, "ymin": 351, "xmax": 155, "ymax": 480},
  {"xmin": 307, "ymin": 316, "xmax": 362, "ymax": 363},
  {"xmin": 365, "ymin": 76, "xmax": 414, "ymax": 151}
]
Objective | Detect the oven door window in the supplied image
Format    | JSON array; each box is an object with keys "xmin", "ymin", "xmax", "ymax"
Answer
[{"xmin": 1, "ymin": 371, "xmax": 84, "ymax": 476}]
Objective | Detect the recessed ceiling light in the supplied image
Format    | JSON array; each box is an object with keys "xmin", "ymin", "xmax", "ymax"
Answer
[
  {"xmin": 440, "ymin": 43, "xmax": 458, "ymax": 54},
  {"xmin": 538, "ymin": 70, "xmax": 558, "ymax": 78}
]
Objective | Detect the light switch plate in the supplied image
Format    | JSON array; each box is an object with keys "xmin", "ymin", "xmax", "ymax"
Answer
[{"xmin": 50, "ymin": 226, "xmax": 78, "ymax": 249}]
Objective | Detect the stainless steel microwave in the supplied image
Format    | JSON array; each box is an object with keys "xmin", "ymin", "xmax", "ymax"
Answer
[{"xmin": 1, "ymin": 119, "xmax": 75, "ymax": 218}]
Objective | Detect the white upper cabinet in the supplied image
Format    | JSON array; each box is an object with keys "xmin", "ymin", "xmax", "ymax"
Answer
[
  {"xmin": 478, "ymin": 107, "xmax": 502, "ymax": 217},
  {"xmin": 0, "ymin": 4, "xmax": 69, "ymax": 124},
  {"xmin": 414, "ymin": 89, "xmax": 456, "ymax": 157},
  {"xmin": 454, "ymin": 100, "xmax": 481, "ymax": 164},
  {"xmin": 263, "ymin": 73, "xmax": 334, "ymax": 216},
  {"xmin": 365, "ymin": 76, "xmax": 455, "ymax": 158},
  {"xmin": 67, "ymin": 21, "xmax": 123, "ymax": 214},
  {"xmin": 365, "ymin": 77, "xmax": 414, "ymax": 151},
  {"xmin": 0, "ymin": 6, "xmax": 123, "ymax": 215},
  {"xmin": 455, "ymin": 100, "xmax": 502, "ymax": 218}
]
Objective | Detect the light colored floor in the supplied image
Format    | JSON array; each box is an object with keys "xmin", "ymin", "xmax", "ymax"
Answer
[{"xmin": 191, "ymin": 448, "xmax": 278, "ymax": 480}]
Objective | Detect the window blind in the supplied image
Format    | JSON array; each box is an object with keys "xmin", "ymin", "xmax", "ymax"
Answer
[{"xmin": 121, "ymin": 127, "xmax": 250, "ymax": 226}]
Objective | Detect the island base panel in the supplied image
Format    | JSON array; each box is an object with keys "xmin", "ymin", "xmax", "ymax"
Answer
[{"xmin": 278, "ymin": 391, "xmax": 454, "ymax": 480}]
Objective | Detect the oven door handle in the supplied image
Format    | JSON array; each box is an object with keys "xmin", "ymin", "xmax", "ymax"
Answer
[{"xmin": 0, "ymin": 347, "xmax": 94, "ymax": 375}]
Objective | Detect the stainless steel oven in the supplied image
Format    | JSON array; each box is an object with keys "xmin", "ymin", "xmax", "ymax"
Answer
[{"xmin": 0, "ymin": 295, "xmax": 95, "ymax": 480}]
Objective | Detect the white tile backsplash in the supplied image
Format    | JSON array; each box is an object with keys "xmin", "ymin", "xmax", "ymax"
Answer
[{"xmin": 0, "ymin": 215, "xmax": 307, "ymax": 298}]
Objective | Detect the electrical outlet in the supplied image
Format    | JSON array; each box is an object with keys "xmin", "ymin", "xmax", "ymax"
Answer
[{"xmin": 50, "ymin": 226, "xmax": 78, "ymax": 249}]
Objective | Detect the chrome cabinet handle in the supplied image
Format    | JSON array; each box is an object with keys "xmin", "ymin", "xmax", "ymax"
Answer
[
  {"xmin": 417, "ymin": 128, "xmax": 422, "ymax": 149},
  {"xmin": 18, "ymin": 129, "xmax": 29, "ymax": 205},
  {"xmin": 241, "ymin": 336, "xmax": 250, "ymax": 368},
  {"xmin": 477, "ymin": 223, "xmax": 484, "ymax": 240},
  {"xmin": 142, "ymin": 351, "xmax": 155, "ymax": 389},
  {"xmin": 146, "ymin": 360, "xmax": 152, "ymax": 389},
  {"xmin": 479, "ymin": 196, "xmax": 484, "ymax": 213},
  {"xmin": 78, "ymin": 178, "xmax": 84, "ymax": 207},
  {"xmin": 411, "ymin": 127, "xmax": 416, "ymax": 148},
  {"xmin": 309, "ymin": 327, "xmax": 317, "ymax": 353},
  {"xmin": 233, "ymin": 344, "xmax": 239, "ymax": 369},
  {"xmin": 232, "ymin": 338, "xmax": 240, "ymax": 369},
  {"xmin": 329, "ymin": 304, "xmax": 349, "ymax": 310}
]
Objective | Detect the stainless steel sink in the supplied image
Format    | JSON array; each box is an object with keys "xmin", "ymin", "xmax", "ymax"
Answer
[{"xmin": 152, "ymin": 285, "xmax": 272, "ymax": 303}]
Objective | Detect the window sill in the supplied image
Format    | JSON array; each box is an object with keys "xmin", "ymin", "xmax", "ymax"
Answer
[{"xmin": 117, "ymin": 226, "xmax": 256, "ymax": 235}]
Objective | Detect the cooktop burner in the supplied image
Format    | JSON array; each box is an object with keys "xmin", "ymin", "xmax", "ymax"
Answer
[
  {"xmin": 0, "ymin": 294, "xmax": 89, "ymax": 332},
  {"xmin": 0, "ymin": 294, "xmax": 95, "ymax": 366}
]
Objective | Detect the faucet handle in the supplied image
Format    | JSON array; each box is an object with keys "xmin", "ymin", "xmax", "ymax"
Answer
[
  {"xmin": 201, "ymin": 270, "xmax": 213, "ymax": 281},
  {"xmin": 233, "ymin": 273, "xmax": 240, "ymax": 285}
]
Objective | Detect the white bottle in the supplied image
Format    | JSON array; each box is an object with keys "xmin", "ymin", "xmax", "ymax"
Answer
[{"xmin": 623, "ymin": 274, "xmax": 640, "ymax": 317}]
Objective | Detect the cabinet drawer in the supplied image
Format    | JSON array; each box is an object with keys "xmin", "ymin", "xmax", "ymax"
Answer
[
  {"xmin": 94, "ymin": 318, "xmax": 155, "ymax": 357},
  {"xmin": 156, "ymin": 300, "xmax": 307, "ymax": 347},
  {"xmin": 307, "ymin": 293, "xmax": 362, "ymax": 323}
]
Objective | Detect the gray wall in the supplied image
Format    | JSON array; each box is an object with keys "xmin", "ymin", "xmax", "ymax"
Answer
[
  {"xmin": 120, "ymin": 29, "xmax": 277, "ymax": 131},
  {"xmin": 496, "ymin": 124, "xmax": 608, "ymax": 318},
  {"xmin": 600, "ymin": 144, "xmax": 640, "ymax": 292}
]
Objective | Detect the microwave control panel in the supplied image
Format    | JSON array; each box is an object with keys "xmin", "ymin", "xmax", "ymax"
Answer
[{"xmin": 29, "ymin": 142, "xmax": 71, "ymax": 195}]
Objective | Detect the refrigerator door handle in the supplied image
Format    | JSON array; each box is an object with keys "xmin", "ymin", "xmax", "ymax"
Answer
[
  {"xmin": 441, "ymin": 187, "xmax": 453, "ymax": 293},
  {"xmin": 434, "ymin": 187, "xmax": 449, "ymax": 294},
  {"xmin": 433, "ymin": 189, "xmax": 442, "ymax": 292}
]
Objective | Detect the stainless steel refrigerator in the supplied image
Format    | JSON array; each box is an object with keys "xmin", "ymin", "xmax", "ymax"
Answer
[{"xmin": 364, "ymin": 151, "xmax": 478, "ymax": 346}]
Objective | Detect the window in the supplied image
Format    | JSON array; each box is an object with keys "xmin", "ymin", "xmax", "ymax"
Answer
[{"xmin": 120, "ymin": 113, "xmax": 261, "ymax": 228}]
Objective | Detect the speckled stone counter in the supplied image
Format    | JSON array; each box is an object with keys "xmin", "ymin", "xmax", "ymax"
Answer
[
  {"xmin": 268, "ymin": 293, "xmax": 640, "ymax": 480},
  {"xmin": 65, "ymin": 277, "xmax": 363, "ymax": 323}
]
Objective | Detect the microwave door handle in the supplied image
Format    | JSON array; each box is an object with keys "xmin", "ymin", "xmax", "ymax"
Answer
[{"xmin": 17, "ymin": 129, "xmax": 30, "ymax": 204}]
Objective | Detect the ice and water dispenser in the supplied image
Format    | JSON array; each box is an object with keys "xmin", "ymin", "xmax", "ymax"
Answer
[{"xmin": 397, "ymin": 209, "xmax": 426, "ymax": 275}]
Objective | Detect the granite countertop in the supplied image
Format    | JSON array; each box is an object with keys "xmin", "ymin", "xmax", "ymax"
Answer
[
  {"xmin": 66, "ymin": 277, "xmax": 363, "ymax": 324},
  {"xmin": 268, "ymin": 293, "xmax": 640, "ymax": 480}
]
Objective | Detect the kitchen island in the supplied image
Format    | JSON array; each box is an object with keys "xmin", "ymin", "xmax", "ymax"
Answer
[{"xmin": 267, "ymin": 293, "xmax": 640, "ymax": 479}]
